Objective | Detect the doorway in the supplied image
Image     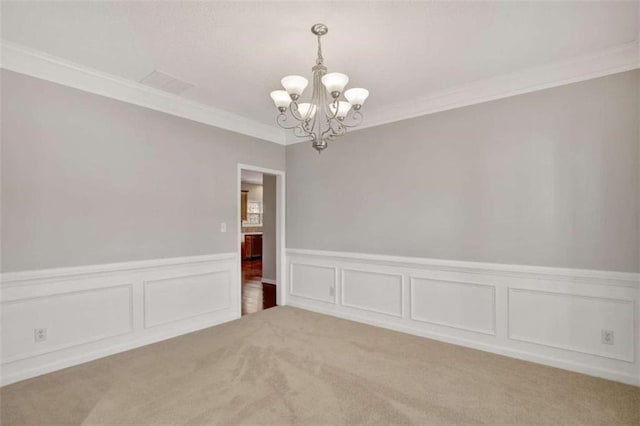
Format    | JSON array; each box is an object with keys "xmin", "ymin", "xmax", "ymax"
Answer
[{"xmin": 237, "ymin": 164, "xmax": 285, "ymax": 316}]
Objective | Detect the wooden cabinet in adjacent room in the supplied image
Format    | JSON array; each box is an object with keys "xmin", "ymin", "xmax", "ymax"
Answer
[
  {"xmin": 243, "ymin": 234, "xmax": 262, "ymax": 260},
  {"xmin": 252, "ymin": 235, "xmax": 262, "ymax": 258}
]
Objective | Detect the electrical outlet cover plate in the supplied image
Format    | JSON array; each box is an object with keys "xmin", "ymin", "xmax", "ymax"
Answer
[
  {"xmin": 34, "ymin": 328, "xmax": 47, "ymax": 342},
  {"xmin": 601, "ymin": 329, "xmax": 614, "ymax": 345}
]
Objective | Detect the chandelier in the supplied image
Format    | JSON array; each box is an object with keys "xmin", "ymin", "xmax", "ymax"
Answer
[{"xmin": 269, "ymin": 24, "xmax": 369, "ymax": 153}]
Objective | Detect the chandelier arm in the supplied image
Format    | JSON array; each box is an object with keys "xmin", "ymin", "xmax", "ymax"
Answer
[
  {"xmin": 338, "ymin": 110, "xmax": 364, "ymax": 128},
  {"xmin": 293, "ymin": 125, "xmax": 311, "ymax": 139},
  {"xmin": 328, "ymin": 119, "xmax": 347, "ymax": 137},
  {"xmin": 321, "ymin": 121, "xmax": 340, "ymax": 140},
  {"xmin": 288, "ymin": 101, "xmax": 306, "ymax": 122},
  {"xmin": 327, "ymin": 97, "xmax": 341, "ymax": 121},
  {"xmin": 276, "ymin": 112, "xmax": 302, "ymax": 130},
  {"xmin": 325, "ymin": 116, "xmax": 342, "ymax": 134},
  {"xmin": 301, "ymin": 119, "xmax": 315, "ymax": 138},
  {"xmin": 303, "ymin": 107, "xmax": 317, "ymax": 139},
  {"xmin": 323, "ymin": 128, "xmax": 341, "ymax": 141}
]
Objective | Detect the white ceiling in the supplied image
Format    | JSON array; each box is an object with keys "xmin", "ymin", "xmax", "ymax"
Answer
[{"xmin": 2, "ymin": 1, "xmax": 639, "ymax": 133}]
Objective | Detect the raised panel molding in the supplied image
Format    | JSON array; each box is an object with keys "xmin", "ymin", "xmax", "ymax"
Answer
[
  {"xmin": 1, "ymin": 284, "xmax": 134, "ymax": 364},
  {"xmin": 143, "ymin": 271, "xmax": 231, "ymax": 328},
  {"xmin": 410, "ymin": 277, "xmax": 496, "ymax": 335},
  {"xmin": 289, "ymin": 263, "xmax": 337, "ymax": 303},
  {"xmin": 286, "ymin": 249, "xmax": 640, "ymax": 288},
  {"xmin": 508, "ymin": 288, "xmax": 635, "ymax": 363},
  {"xmin": 341, "ymin": 269, "xmax": 403, "ymax": 317},
  {"xmin": 286, "ymin": 248, "xmax": 640, "ymax": 386},
  {"xmin": 0, "ymin": 253, "xmax": 239, "ymax": 386}
]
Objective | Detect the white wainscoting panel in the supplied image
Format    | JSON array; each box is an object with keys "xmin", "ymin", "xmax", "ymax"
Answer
[
  {"xmin": 0, "ymin": 253, "xmax": 238, "ymax": 386},
  {"xmin": 286, "ymin": 248, "xmax": 640, "ymax": 386},
  {"xmin": 342, "ymin": 269, "xmax": 403, "ymax": 317},
  {"xmin": 144, "ymin": 271, "xmax": 231, "ymax": 328},
  {"xmin": 411, "ymin": 278, "xmax": 496, "ymax": 335},
  {"xmin": 289, "ymin": 263, "xmax": 336, "ymax": 303},
  {"xmin": 1, "ymin": 284, "xmax": 133, "ymax": 363},
  {"xmin": 508, "ymin": 288, "xmax": 635, "ymax": 362}
]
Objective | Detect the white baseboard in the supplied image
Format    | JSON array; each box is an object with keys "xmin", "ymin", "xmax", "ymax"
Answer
[
  {"xmin": 0, "ymin": 253, "xmax": 240, "ymax": 386},
  {"xmin": 286, "ymin": 248, "xmax": 640, "ymax": 386},
  {"xmin": 261, "ymin": 278, "xmax": 277, "ymax": 285}
]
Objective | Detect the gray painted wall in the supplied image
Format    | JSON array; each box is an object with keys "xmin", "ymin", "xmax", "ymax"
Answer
[
  {"xmin": 262, "ymin": 174, "xmax": 277, "ymax": 281},
  {"xmin": 1, "ymin": 70, "xmax": 285, "ymax": 272},
  {"xmin": 3, "ymin": 69, "xmax": 638, "ymax": 274},
  {"xmin": 286, "ymin": 71, "xmax": 640, "ymax": 273}
]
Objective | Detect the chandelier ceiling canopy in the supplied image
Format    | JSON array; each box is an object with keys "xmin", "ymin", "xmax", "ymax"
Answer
[{"xmin": 270, "ymin": 24, "xmax": 369, "ymax": 153}]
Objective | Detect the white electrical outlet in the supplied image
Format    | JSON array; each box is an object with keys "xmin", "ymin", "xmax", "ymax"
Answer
[
  {"xmin": 34, "ymin": 328, "xmax": 47, "ymax": 342},
  {"xmin": 602, "ymin": 330, "xmax": 614, "ymax": 345},
  {"xmin": 329, "ymin": 287, "xmax": 335, "ymax": 297},
  {"xmin": 220, "ymin": 222, "xmax": 227, "ymax": 233}
]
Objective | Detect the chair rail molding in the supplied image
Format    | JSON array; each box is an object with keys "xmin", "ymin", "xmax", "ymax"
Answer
[
  {"xmin": 0, "ymin": 253, "xmax": 237, "ymax": 288},
  {"xmin": 0, "ymin": 253, "xmax": 240, "ymax": 386},
  {"xmin": 286, "ymin": 248, "xmax": 640, "ymax": 386},
  {"xmin": 286, "ymin": 249, "xmax": 640, "ymax": 288}
]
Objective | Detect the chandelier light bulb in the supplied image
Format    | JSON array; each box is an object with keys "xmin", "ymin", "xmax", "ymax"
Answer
[
  {"xmin": 330, "ymin": 101, "xmax": 352, "ymax": 119},
  {"xmin": 321, "ymin": 72, "xmax": 349, "ymax": 98},
  {"xmin": 281, "ymin": 75, "xmax": 308, "ymax": 99},
  {"xmin": 344, "ymin": 88, "xmax": 369, "ymax": 109},
  {"xmin": 270, "ymin": 90, "xmax": 291, "ymax": 111}
]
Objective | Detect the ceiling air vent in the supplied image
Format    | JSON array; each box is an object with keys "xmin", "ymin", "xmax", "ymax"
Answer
[{"xmin": 140, "ymin": 70, "xmax": 195, "ymax": 95}]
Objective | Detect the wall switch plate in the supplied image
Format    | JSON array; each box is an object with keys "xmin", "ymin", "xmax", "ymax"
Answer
[
  {"xmin": 601, "ymin": 330, "xmax": 614, "ymax": 345},
  {"xmin": 34, "ymin": 328, "xmax": 47, "ymax": 342},
  {"xmin": 220, "ymin": 222, "xmax": 227, "ymax": 233}
]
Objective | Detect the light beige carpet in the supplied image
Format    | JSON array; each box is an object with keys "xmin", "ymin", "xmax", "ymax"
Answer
[{"xmin": 1, "ymin": 306, "xmax": 638, "ymax": 425}]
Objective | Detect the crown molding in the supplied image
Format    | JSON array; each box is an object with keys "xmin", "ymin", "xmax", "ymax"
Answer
[
  {"xmin": 0, "ymin": 41, "xmax": 287, "ymax": 145},
  {"xmin": 1, "ymin": 40, "xmax": 637, "ymax": 148},
  {"xmin": 286, "ymin": 41, "xmax": 640, "ymax": 145}
]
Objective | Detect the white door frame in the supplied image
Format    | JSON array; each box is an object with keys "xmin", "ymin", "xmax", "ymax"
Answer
[{"xmin": 237, "ymin": 163, "xmax": 286, "ymax": 314}]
